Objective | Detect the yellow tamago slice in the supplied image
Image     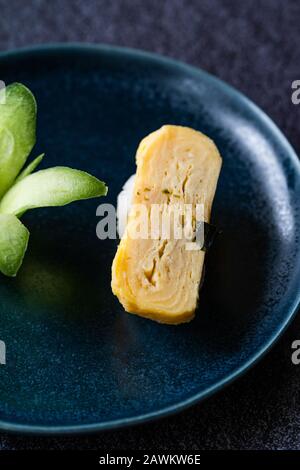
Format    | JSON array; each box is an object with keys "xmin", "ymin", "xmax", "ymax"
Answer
[{"xmin": 112, "ymin": 125, "xmax": 222, "ymax": 324}]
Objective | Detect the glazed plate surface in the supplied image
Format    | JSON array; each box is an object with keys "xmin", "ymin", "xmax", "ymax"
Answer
[{"xmin": 0, "ymin": 44, "xmax": 299, "ymax": 433}]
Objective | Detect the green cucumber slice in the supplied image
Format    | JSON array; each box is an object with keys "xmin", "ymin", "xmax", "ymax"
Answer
[
  {"xmin": 0, "ymin": 166, "xmax": 108, "ymax": 216},
  {"xmin": 0, "ymin": 214, "xmax": 29, "ymax": 276},
  {"xmin": 0, "ymin": 83, "xmax": 37, "ymax": 197}
]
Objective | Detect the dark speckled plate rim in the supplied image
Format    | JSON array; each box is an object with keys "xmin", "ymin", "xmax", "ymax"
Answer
[{"xmin": 0, "ymin": 43, "xmax": 299, "ymax": 435}]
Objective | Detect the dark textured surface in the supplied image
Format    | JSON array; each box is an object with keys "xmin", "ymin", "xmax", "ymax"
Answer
[{"xmin": 0, "ymin": 0, "xmax": 299, "ymax": 451}]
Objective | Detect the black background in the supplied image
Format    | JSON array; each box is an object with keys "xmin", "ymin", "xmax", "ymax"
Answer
[{"xmin": 0, "ymin": 0, "xmax": 300, "ymax": 450}]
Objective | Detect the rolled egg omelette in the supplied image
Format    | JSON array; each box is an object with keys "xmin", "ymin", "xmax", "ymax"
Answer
[{"xmin": 111, "ymin": 125, "xmax": 222, "ymax": 324}]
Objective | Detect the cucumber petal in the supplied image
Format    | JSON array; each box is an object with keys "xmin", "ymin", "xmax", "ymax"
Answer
[
  {"xmin": 15, "ymin": 153, "xmax": 44, "ymax": 182},
  {"xmin": 0, "ymin": 214, "xmax": 29, "ymax": 276},
  {"xmin": 0, "ymin": 167, "xmax": 108, "ymax": 216},
  {"xmin": 0, "ymin": 83, "xmax": 37, "ymax": 197},
  {"xmin": 0, "ymin": 127, "xmax": 14, "ymax": 164}
]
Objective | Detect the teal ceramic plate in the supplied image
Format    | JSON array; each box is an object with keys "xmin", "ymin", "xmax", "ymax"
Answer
[{"xmin": 0, "ymin": 44, "xmax": 299, "ymax": 434}]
